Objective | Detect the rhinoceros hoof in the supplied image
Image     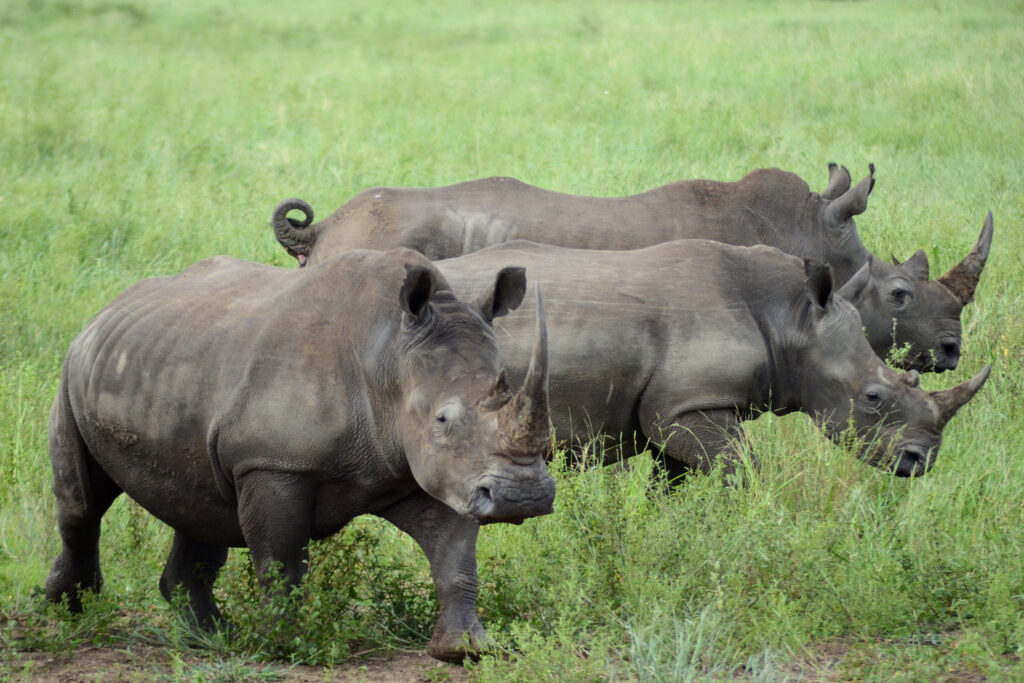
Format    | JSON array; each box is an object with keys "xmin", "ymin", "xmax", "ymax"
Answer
[
  {"xmin": 44, "ymin": 552, "xmax": 102, "ymax": 612},
  {"xmin": 427, "ymin": 622, "xmax": 496, "ymax": 663}
]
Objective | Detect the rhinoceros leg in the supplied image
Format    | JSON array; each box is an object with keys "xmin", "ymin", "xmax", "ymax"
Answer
[
  {"xmin": 159, "ymin": 531, "xmax": 229, "ymax": 629},
  {"xmin": 644, "ymin": 409, "xmax": 757, "ymax": 481},
  {"xmin": 376, "ymin": 489, "xmax": 491, "ymax": 663},
  {"xmin": 45, "ymin": 391, "xmax": 122, "ymax": 612},
  {"xmin": 235, "ymin": 470, "xmax": 315, "ymax": 590}
]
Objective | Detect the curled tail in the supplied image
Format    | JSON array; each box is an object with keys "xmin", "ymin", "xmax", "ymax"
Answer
[{"xmin": 271, "ymin": 198, "xmax": 315, "ymax": 265}]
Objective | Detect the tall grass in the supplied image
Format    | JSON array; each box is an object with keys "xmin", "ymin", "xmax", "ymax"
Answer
[{"xmin": 2, "ymin": 0, "xmax": 1023, "ymax": 678}]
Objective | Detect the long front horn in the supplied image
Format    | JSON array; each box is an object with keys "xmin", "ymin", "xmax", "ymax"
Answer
[
  {"xmin": 821, "ymin": 162, "xmax": 852, "ymax": 200},
  {"xmin": 824, "ymin": 163, "xmax": 875, "ymax": 226},
  {"xmin": 931, "ymin": 365, "xmax": 991, "ymax": 426},
  {"xmin": 937, "ymin": 212, "xmax": 994, "ymax": 306},
  {"xmin": 499, "ymin": 287, "xmax": 550, "ymax": 455},
  {"xmin": 271, "ymin": 198, "xmax": 316, "ymax": 262}
]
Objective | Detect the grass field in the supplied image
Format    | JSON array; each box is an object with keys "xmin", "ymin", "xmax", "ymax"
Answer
[{"xmin": 2, "ymin": 0, "xmax": 1023, "ymax": 679}]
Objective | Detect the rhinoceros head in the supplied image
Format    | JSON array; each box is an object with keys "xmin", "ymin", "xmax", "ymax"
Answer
[
  {"xmin": 835, "ymin": 212, "xmax": 993, "ymax": 373},
  {"xmin": 395, "ymin": 264, "xmax": 555, "ymax": 523},
  {"xmin": 819, "ymin": 167, "xmax": 993, "ymax": 373},
  {"xmin": 795, "ymin": 261, "xmax": 991, "ymax": 476}
]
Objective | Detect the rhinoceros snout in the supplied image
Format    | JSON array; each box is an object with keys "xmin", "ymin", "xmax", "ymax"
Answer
[
  {"xmin": 937, "ymin": 339, "xmax": 961, "ymax": 371},
  {"xmin": 893, "ymin": 444, "xmax": 935, "ymax": 478},
  {"xmin": 907, "ymin": 338, "xmax": 960, "ymax": 373},
  {"xmin": 469, "ymin": 473, "xmax": 555, "ymax": 525}
]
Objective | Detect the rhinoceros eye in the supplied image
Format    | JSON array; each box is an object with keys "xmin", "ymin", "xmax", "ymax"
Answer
[
  {"xmin": 889, "ymin": 288, "xmax": 911, "ymax": 308},
  {"xmin": 862, "ymin": 386, "xmax": 889, "ymax": 412},
  {"xmin": 434, "ymin": 404, "xmax": 462, "ymax": 435}
]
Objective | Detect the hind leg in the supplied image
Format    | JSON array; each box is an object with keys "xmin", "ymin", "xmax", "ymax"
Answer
[
  {"xmin": 159, "ymin": 531, "xmax": 229, "ymax": 630},
  {"xmin": 44, "ymin": 392, "xmax": 122, "ymax": 611}
]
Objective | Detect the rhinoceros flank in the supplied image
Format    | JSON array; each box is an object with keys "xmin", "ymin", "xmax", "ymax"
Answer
[
  {"xmin": 436, "ymin": 240, "xmax": 990, "ymax": 480},
  {"xmin": 271, "ymin": 164, "xmax": 992, "ymax": 373},
  {"xmin": 45, "ymin": 248, "xmax": 553, "ymax": 662}
]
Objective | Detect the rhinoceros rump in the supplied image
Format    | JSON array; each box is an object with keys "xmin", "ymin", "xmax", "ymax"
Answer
[
  {"xmin": 45, "ymin": 249, "xmax": 553, "ymax": 662},
  {"xmin": 272, "ymin": 164, "xmax": 992, "ymax": 373},
  {"xmin": 436, "ymin": 240, "xmax": 990, "ymax": 479}
]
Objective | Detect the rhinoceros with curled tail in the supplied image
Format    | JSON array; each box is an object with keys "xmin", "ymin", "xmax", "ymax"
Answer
[
  {"xmin": 44, "ymin": 248, "xmax": 554, "ymax": 662},
  {"xmin": 436, "ymin": 240, "xmax": 990, "ymax": 480},
  {"xmin": 271, "ymin": 164, "xmax": 992, "ymax": 373}
]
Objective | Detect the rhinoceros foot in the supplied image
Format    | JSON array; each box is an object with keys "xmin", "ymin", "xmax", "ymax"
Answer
[
  {"xmin": 427, "ymin": 618, "xmax": 495, "ymax": 663},
  {"xmin": 45, "ymin": 548, "xmax": 102, "ymax": 612}
]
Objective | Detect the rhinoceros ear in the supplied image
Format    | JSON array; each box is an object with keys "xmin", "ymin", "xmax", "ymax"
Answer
[
  {"xmin": 474, "ymin": 266, "xmax": 527, "ymax": 323},
  {"xmin": 400, "ymin": 264, "xmax": 438, "ymax": 320},
  {"xmin": 821, "ymin": 162, "xmax": 852, "ymax": 200},
  {"xmin": 836, "ymin": 257, "xmax": 872, "ymax": 305},
  {"xmin": 824, "ymin": 163, "xmax": 875, "ymax": 227},
  {"xmin": 898, "ymin": 249, "xmax": 930, "ymax": 281},
  {"xmin": 803, "ymin": 260, "xmax": 834, "ymax": 312}
]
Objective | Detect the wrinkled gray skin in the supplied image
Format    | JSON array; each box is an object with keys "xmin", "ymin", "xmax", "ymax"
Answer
[
  {"xmin": 272, "ymin": 164, "xmax": 993, "ymax": 373},
  {"xmin": 44, "ymin": 248, "xmax": 554, "ymax": 663},
  {"xmin": 437, "ymin": 240, "xmax": 990, "ymax": 480}
]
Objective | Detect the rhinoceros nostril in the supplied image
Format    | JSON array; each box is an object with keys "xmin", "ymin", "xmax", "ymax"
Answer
[{"xmin": 895, "ymin": 445, "xmax": 932, "ymax": 477}]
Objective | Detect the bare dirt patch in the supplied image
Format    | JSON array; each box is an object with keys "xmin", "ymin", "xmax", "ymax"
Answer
[{"xmin": 9, "ymin": 646, "xmax": 469, "ymax": 682}]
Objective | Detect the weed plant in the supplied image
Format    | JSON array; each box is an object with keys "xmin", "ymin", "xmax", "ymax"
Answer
[{"xmin": 2, "ymin": 0, "xmax": 1023, "ymax": 679}]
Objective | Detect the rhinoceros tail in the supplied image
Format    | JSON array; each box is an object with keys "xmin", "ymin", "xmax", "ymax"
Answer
[{"xmin": 271, "ymin": 198, "xmax": 315, "ymax": 265}]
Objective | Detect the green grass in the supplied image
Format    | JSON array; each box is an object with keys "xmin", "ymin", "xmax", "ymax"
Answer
[{"xmin": 2, "ymin": 0, "xmax": 1023, "ymax": 679}]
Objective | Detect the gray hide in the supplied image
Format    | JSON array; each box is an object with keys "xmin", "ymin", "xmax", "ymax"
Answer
[
  {"xmin": 272, "ymin": 164, "xmax": 993, "ymax": 373},
  {"xmin": 44, "ymin": 248, "xmax": 553, "ymax": 662},
  {"xmin": 437, "ymin": 240, "xmax": 990, "ymax": 480}
]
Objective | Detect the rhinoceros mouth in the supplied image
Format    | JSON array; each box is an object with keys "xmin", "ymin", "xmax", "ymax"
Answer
[{"xmin": 467, "ymin": 476, "xmax": 556, "ymax": 525}]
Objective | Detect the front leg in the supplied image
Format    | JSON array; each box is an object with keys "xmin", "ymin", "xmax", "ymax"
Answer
[
  {"xmin": 376, "ymin": 489, "xmax": 490, "ymax": 663},
  {"xmin": 235, "ymin": 470, "xmax": 316, "ymax": 590},
  {"xmin": 643, "ymin": 408, "xmax": 757, "ymax": 482}
]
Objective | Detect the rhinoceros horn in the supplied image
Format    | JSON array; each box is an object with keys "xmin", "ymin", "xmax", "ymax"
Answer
[
  {"xmin": 824, "ymin": 164, "xmax": 875, "ymax": 227},
  {"xmin": 930, "ymin": 365, "xmax": 991, "ymax": 426},
  {"xmin": 937, "ymin": 212, "xmax": 994, "ymax": 306},
  {"xmin": 821, "ymin": 162, "xmax": 852, "ymax": 200},
  {"xmin": 498, "ymin": 287, "xmax": 550, "ymax": 456},
  {"xmin": 272, "ymin": 198, "xmax": 316, "ymax": 263}
]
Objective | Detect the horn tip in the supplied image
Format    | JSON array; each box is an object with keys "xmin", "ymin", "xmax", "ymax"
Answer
[
  {"xmin": 980, "ymin": 211, "xmax": 994, "ymax": 245},
  {"xmin": 976, "ymin": 364, "xmax": 992, "ymax": 385}
]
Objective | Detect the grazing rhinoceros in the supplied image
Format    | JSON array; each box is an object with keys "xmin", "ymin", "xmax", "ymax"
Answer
[
  {"xmin": 435, "ymin": 240, "xmax": 990, "ymax": 479},
  {"xmin": 44, "ymin": 248, "xmax": 554, "ymax": 662},
  {"xmin": 271, "ymin": 164, "xmax": 993, "ymax": 373}
]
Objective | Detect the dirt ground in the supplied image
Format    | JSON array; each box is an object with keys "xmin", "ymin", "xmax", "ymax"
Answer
[{"xmin": 8, "ymin": 646, "xmax": 470, "ymax": 682}]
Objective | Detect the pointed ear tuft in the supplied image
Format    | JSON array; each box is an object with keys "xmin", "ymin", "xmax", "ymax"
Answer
[{"xmin": 400, "ymin": 264, "xmax": 437, "ymax": 319}]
